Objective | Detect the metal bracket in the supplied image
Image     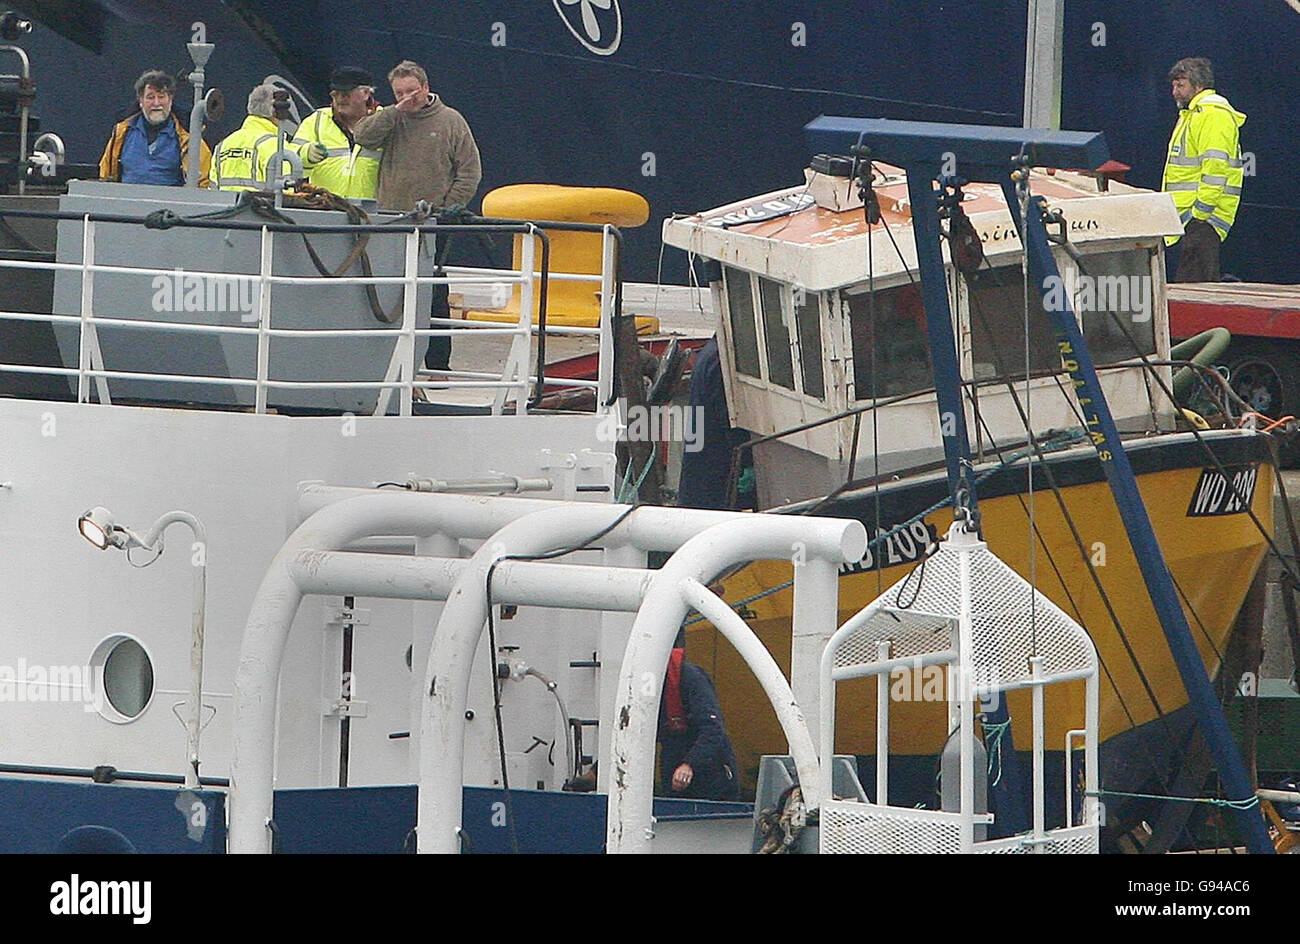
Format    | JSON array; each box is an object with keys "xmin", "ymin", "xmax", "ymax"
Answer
[
  {"xmin": 171, "ymin": 701, "xmax": 218, "ymax": 733},
  {"xmin": 325, "ymin": 605, "xmax": 370, "ymax": 627},
  {"xmin": 539, "ymin": 449, "xmax": 580, "ymax": 498},
  {"xmin": 539, "ymin": 449, "xmax": 577, "ymax": 470},
  {"xmin": 578, "ymin": 448, "xmax": 615, "ymax": 471},
  {"xmin": 324, "ymin": 699, "xmax": 369, "ymax": 718}
]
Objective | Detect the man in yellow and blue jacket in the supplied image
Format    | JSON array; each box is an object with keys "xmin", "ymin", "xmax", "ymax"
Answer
[
  {"xmin": 1162, "ymin": 57, "xmax": 1246, "ymax": 282},
  {"xmin": 293, "ymin": 66, "xmax": 382, "ymax": 200},
  {"xmin": 99, "ymin": 70, "xmax": 212, "ymax": 187},
  {"xmin": 213, "ymin": 84, "xmax": 325, "ymax": 192}
]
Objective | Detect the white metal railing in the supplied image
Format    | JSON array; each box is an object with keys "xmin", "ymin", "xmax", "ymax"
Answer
[{"xmin": 0, "ymin": 214, "xmax": 622, "ymax": 417}]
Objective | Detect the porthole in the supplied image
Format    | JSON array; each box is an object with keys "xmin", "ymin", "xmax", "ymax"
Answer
[{"xmin": 89, "ymin": 635, "xmax": 155, "ymax": 723}]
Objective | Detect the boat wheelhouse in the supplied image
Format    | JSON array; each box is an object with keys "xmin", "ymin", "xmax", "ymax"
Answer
[{"xmin": 665, "ymin": 162, "xmax": 1182, "ymax": 506}]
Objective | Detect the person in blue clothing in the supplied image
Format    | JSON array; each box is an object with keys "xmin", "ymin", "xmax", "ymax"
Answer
[
  {"xmin": 98, "ymin": 70, "xmax": 212, "ymax": 187},
  {"xmin": 658, "ymin": 644, "xmax": 741, "ymax": 800},
  {"xmin": 676, "ymin": 336, "xmax": 756, "ymax": 511}
]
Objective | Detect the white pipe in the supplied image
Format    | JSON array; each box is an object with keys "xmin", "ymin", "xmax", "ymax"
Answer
[
  {"xmin": 410, "ymin": 533, "xmax": 458, "ymax": 783},
  {"xmin": 817, "ymin": 640, "xmax": 837, "ymax": 809},
  {"xmin": 295, "ymin": 484, "xmax": 560, "ymax": 522},
  {"xmin": 957, "ymin": 539, "xmax": 974, "ymax": 854},
  {"xmin": 1030, "ymin": 655, "xmax": 1045, "ymax": 852},
  {"xmin": 832, "ymin": 650, "xmax": 957, "ymax": 682},
  {"xmin": 597, "ymin": 227, "xmax": 615, "ymax": 407},
  {"xmin": 597, "ymin": 543, "xmax": 647, "ymax": 792},
  {"xmin": 678, "ymin": 578, "xmax": 820, "ymax": 808},
  {"xmin": 186, "ymin": 48, "xmax": 207, "ymax": 189},
  {"xmin": 132, "ymin": 511, "xmax": 207, "ymax": 790},
  {"xmin": 1258, "ymin": 789, "xmax": 1300, "ymax": 804},
  {"xmin": 254, "ymin": 225, "xmax": 272, "ymax": 415},
  {"xmin": 76, "ymin": 218, "xmax": 94, "ymax": 404},
  {"xmin": 288, "ymin": 549, "xmax": 651, "ymax": 611},
  {"xmin": 293, "ymin": 483, "xmax": 741, "ymax": 533},
  {"xmin": 400, "ymin": 228, "xmax": 419, "ymax": 417},
  {"xmin": 875, "ymin": 639, "xmax": 891, "ymax": 806},
  {"xmin": 516, "ymin": 229, "xmax": 535, "ymax": 416},
  {"xmin": 404, "ymin": 476, "xmax": 553, "ymax": 494},
  {"xmin": 790, "ymin": 557, "xmax": 839, "ymax": 760},
  {"xmin": 606, "ymin": 515, "xmax": 866, "ymax": 854}
]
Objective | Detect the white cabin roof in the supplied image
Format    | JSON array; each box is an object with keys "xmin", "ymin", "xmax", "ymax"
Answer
[{"xmin": 663, "ymin": 166, "xmax": 1182, "ymax": 291}]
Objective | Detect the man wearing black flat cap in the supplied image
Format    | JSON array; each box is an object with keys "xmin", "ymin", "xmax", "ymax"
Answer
[{"xmin": 293, "ymin": 65, "xmax": 382, "ymax": 200}]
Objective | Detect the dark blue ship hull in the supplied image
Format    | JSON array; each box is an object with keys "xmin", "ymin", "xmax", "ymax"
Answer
[{"xmin": 12, "ymin": 2, "xmax": 1298, "ymax": 283}]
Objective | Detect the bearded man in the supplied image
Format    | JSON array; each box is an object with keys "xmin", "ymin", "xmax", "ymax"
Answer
[{"xmin": 99, "ymin": 70, "xmax": 212, "ymax": 187}]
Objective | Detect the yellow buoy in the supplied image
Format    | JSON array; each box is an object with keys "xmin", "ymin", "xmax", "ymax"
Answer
[{"xmin": 469, "ymin": 184, "xmax": 658, "ymax": 332}]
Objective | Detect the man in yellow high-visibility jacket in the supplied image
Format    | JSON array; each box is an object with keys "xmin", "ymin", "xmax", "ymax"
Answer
[
  {"xmin": 1162, "ymin": 57, "xmax": 1246, "ymax": 282},
  {"xmin": 213, "ymin": 84, "xmax": 325, "ymax": 192},
  {"xmin": 293, "ymin": 66, "xmax": 382, "ymax": 200}
]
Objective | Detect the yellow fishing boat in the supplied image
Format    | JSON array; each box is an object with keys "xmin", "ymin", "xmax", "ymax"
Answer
[{"xmin": 663, "ymin": 148, "xmax": 1280, "ymax": 840}]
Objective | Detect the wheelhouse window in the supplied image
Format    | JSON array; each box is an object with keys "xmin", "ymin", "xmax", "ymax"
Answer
[
  {"xmin": 1075, "ymin": 249, "xmax": 1158, "ymax": 364},
  {"xmin": 967, "ymin": 265, "xmax": 1060, "ymax": 378},
  {"xmin": 723, "ymin": 266, "xmax": 761, "ymax": 377},
  {"xmin": 847, "ymin": 282, "xmax": 933, "ymax": 398},
  {"xmin": 842, "ymin": 280, "xmax": 935, "ymax": 400},
  {"xmin": 758, "ymin": 277, "xmax": 795, "ymax": 390},
  {"xmin": 795, "ymin": 287, "xmax": 825, "ymax": 398}
]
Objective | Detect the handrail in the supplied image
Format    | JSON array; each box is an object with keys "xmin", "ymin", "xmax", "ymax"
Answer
[
  {"xmin": 0, "ymin": 204, "xmax": 617, "ymax": 236},
  {"xmin": 0, "ymin": 207, "xmax": 621, "ymax": 416}
]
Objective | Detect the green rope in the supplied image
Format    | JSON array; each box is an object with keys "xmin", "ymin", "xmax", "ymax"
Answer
[
  {"xmin": 1086, "ymin": 789, "xmax": 1260, "ymax": 811},
  {"xmin": 980, "ymin": 719, "xmax": 1012, "ymax": 787},
  {"xmin": 617, "ymin": 450, "xmax": 657, "ymax": 504},
  {"xmin": 681, "ymin": 429, "xmax": 1087, "ymax": 626}
]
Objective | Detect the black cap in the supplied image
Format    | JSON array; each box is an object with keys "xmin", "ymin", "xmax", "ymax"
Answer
[{"xmin": 329, "ymin": 66, "xmax": 373, "ymax": 91}]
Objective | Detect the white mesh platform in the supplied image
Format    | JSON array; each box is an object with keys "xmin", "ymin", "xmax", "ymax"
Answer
[
  {"xmin": 830, "ymin": 523, "xmax": 1096, "ymax": 687},
  {"xmin": 821, "ymin": 800, "xmax": 964, "ymax": 854},
  {"xmin": 972, "ymin": 825, "xmax": 1100, "ymax": 854},
  {"xmin": 819, "ymin": 521, "xmax": 1101, "ymax": 854},
  {"xmin": 820, "ymin": 802, "xmax": 1098, "ymax": 855}
]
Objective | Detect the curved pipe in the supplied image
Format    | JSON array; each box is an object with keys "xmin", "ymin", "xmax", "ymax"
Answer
[
  {"xmin": 606, "ymin": 516, "xmax": 866, "ymax": 854},
  {"xmin": 417, "ymin": 504, "xmax": 642, "ymax": 854},
  {"xmin": 1171, "ymin": 327, "xmax": 1231, "ymax": 399},
  {"xmin": 678, "ymin": 578, "xmax": 820, "ymax": 807},
  {"xmin": 141, "ymin": 512, "xmax": 208, "ymax": 791},
  {"xmin": 234, "ymin": 488, "xmax": 744, "ymax": 853},
  {"xmin": 417, "ymin": 501, "xmax": 776, "ymax": 852},
  {"xmin": 230, "ymin": 490, "xmax": 568, "ymax": 853}
]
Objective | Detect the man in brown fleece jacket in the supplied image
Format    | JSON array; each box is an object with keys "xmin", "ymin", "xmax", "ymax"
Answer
[
  {"xmin": 354, "ymin": 61, "xmax": 482, "ymax": 370},
  {"xmin": 353, "ymin": 60, "xmax": 482, "ymax": 212}
]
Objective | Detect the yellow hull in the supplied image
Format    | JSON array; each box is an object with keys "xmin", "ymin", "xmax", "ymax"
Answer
[{"xmin": 689, "ymin": 436, "xmax": 1274, "ymax": 784}]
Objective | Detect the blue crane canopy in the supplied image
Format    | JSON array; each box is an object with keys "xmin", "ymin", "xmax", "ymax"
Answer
[{"xmin": 804, "ymin": 116, "xmax": 1110, "ymax": 180}]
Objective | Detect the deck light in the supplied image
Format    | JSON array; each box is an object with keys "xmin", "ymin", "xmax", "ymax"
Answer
[{"xmin": 78, "ymin": 506, "xmax": 122, "ymax": 550}]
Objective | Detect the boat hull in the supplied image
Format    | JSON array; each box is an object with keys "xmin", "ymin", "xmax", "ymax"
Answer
[{"xmin": 690, "ymin": 430, "xmax": 1275, "ymax": 791}]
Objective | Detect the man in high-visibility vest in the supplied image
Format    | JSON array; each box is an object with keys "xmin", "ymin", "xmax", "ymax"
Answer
[
  {"xmin": 294, "ymin": 66, "xmax": 382, "ymax": 200},
  {"xmin": 213, "ymin": 84, "xmax": 326, "ymax": 192},
  {"xmin": 1162, "ymin": 57, "xmax": 1246, "ymax": 282}
]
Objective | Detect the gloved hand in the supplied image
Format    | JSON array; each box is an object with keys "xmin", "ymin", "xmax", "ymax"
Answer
[{"xmin": 304, "ymin": 142, "xmax": 328, "ymax": 164}]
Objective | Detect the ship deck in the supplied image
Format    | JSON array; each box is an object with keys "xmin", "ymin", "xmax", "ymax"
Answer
[{"xmin": 436, "ymin": 283, "xmax": 715, "ymax": 407}]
